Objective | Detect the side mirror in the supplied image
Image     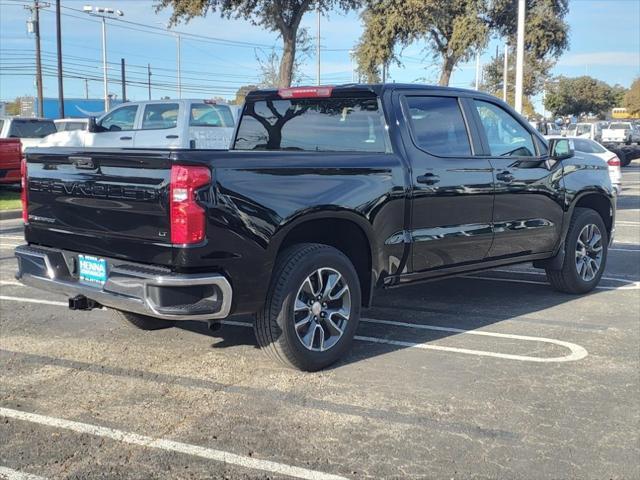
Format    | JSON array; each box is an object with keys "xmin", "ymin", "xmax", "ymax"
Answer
[
  {"xmin": 549, "ymin": 138, "xmax": 574, "ymax": 161},
  {"xmin": 87, "ymin": 117, "xmax": 98, "ymax": 133}
]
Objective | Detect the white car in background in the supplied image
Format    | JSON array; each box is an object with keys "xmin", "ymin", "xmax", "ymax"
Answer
[
  {"xmin": 39, "ymin": 99, "xmax": 236, "ymax": 150},
  {"xmin": 549, "ymin": 136, "xmax": 622, "ymax": 194},
  {"xmin": 54, "ymin": 118, "xmax": 89, "ymax": 132},
  {"xmin": 0, "ymin": 116, "xmax": 57, "ymax": 148}
]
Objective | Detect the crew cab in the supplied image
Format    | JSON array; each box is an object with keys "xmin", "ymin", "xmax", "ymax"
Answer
[
  {"xmin": 16, "ymin": 84, "xmax": 616, "ymax": 371},
  {"xmin": 38, "ymin": 99, "xmax": 236, "ymax": 150}
]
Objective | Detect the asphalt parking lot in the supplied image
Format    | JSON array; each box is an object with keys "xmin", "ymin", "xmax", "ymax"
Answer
[{"xmin": 1, "ymin": 164, "xmax": 639, "ymax": 480}]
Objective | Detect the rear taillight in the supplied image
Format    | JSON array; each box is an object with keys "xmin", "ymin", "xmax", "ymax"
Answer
[
  {"xmin": 170, "ymin": 165, "xmax": 211, "ymax": 244},
  {"xmin": 607, "ymin": 156, "xmax": 621, "ymax": 167},
  {"xmin": 21, "ymin": 156, "xmax": 28, "ymax": 224}
]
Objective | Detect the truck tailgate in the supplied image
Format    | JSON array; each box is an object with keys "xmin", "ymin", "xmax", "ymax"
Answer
[{"xmin": 24, "ymin": 148, "xmax": 175, "ymax": 266}]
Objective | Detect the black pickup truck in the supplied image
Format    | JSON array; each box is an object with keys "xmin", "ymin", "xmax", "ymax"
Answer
[{"xmin": 17, "ymin": 84, "xmax": 615, "ymax": 370}]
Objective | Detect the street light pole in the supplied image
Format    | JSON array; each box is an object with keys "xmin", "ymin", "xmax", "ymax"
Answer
[
  {"xmin": 55, "ymin": 0, "xmax": 64, "ymax": 118},
  {"xmin": 503, "ymin": 43, "xmax": 509, "ymax": 102},
  {"xmin": 514, "ymin": 0, "xmax": 526, "ymax": 114},
  {"xmin": 316, "ymin": 3, "xmax": 321, "ymax": 86},
  {"xmin": 84, "ymin": 6, "xmax": 124, "ymax": 112},
  {"xmin": 101, "ymin": 16, "xmax": 108, "ymax": 111}
]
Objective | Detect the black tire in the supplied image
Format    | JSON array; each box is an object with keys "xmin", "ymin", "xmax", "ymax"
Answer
[
  {"xmin": 255, "ymin": 243, "xmax": 361, "ymax": 371},
  {"xmin": 620, "ymin": 152, "xmax": 631, "ymax": 167},
  {"xmin": 111, "ymin": 309, "xmax": 176, "ymax": 330},
  {"xmin": 546, "ymin": 208, "xmax": 608, "ymax": 294}
]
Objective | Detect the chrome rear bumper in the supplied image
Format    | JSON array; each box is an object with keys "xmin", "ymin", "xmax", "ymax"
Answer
[{"xmin": 15, "ymin": 244, "xmax": 232, "ymax": 321}]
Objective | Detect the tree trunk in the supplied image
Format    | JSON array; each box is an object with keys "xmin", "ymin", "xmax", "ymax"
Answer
[
  {"xmin": 278, "ymin": 31, "xmax": 296, "ymax": 88},
  {"xmin": 438, "ymin": 55, "xmax": 456, "ymax": 86}
]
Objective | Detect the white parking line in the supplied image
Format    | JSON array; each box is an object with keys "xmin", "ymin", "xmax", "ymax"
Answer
[
  {"xmin": 0, "ymin": 296, "xmax": 588, "ymax": 363},
  {"xmin": 610, "ymin": 247, "xmax": 640, "ymax": 252},
  {"xmin": 491, "ymin": 268, "xmax": 639, "ymax": 284},
  {"xmin": 0, "ymin": 408, "xmax": 347, "ymax": 480},
  {"xmin": 616, "ymin": 221, "xmax": 640, "ymax": 226},
  {"xmin": 0, "ymin": 466, "xmax": 48, "ymax": 480}
]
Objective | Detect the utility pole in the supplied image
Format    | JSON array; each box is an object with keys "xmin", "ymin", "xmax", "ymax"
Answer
[
  {"xmin": 316, "ymin": 3, "xmax": 321, "ymax": 85},
  {"xmin": 503, "ymin": 43, "xmax": 509, "ymax": 102},
  {"xmin": 176, "ymin": 34, "xmax": 182, "ymax": 98},
  {"xmin": 25, "ymin": 1, "xmax": 48, "ymax": 117},
  {"xmin": 55, "ymin": 0, "xmax": 64, "ymax": 118},
  {"xmin": 147, "ymin": 64, "xmax": 152, "ymax": 100},
  {"xmin": 84, "ymin": 6, "xmax": 124, "ymax": 111},
  {"xmin": 514, "ymin": 0, "xmax": 525, "ymax": 114},
  {"xmin": 475, "ymin": 50, "xmax": 481, "ymax": 90},
  {"xmin": 120, "ymin": 58, "xmax": 126, "ymax": 102},
  {"xmin": 84, "ymin": 78, "xmax": 89, "ymax": 99}
]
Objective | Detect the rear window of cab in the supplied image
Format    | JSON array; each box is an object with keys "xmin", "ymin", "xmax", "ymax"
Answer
[{"xmin": 233, "ymin": 97, "xmax": 389, "ymax": 153}]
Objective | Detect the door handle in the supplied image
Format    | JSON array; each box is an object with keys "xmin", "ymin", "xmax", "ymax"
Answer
[
  {"xmin": 416, "ymin": 173, "xmax": 440, "ymax": 185},
  {"xmin": 496, "ymin": 171, "xmax": 515, "ymax": 182},
  {"xmin": 119, "ymin": 136, "xmax": 132, "ymax": 141},
  {"xmin": 166, "ymin": 135, "xmax": 179, "ymax": 139}
]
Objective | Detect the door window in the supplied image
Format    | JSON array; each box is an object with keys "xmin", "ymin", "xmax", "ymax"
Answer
[
  {"xmin": 474, "ymin": 100, "xmax": 535, "ymax": 157},
  {"xmin": 141, "ymin": 103, "xmax": 179, "ymax": 130},
  {"xmin": 98, "ymin": 105, "xmax": 138, "ymax": 131},
  {"xmin": 190, "ymin": 103, "xmax": 235, "ymax": 128},
  {"xmin": 404, "ymin": 96, "xmax": 471, "ymax": 156}
]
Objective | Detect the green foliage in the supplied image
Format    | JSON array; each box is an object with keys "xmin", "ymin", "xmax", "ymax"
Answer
[
  {"xmin": 355, "ymin": 0, "xmax": 489, "ymax": 85},
  {"xmin": 155, "ymin": 0, "xmax": 362, "ymax": 87},
  {"xmin": 623, "ymin": 78, "xmax": 640, "ymax": 115},
  {"xmin": 544, "ymin": 76, "xmax": 617, "ymax": 117},
  {"xmin": 356, "ymin": 0, "xmax": 569, "ymax": 89},
  {"xmin": 232, "ymin": 84, "xmax": 259, "ymax": 104}
]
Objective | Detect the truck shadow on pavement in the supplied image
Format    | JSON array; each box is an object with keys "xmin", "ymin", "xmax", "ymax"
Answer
[{"xmin": 174, "ymin": 273, "xmax": 612, "ymax": 369}]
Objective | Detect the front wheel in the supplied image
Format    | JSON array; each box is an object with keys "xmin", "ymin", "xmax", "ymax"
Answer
[
  {"xmin": 255, "ymin": 243, "xmax": 361, "ymax": 371},
  {"xmin": 546, "ymin": 208, "xmax": 608, "ymax": 294}
]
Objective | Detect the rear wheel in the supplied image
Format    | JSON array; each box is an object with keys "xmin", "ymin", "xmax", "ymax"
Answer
[
  {"xmin": 546, "ymin": 208, "xmax": 608, "ymax": 294},
  {"xmin": 111, "ymin": 309, "xmax": 176, "ymax": 330},
  {"xmin": 255, "ymin": 243, "xmax": 361, "ymax": 371}
]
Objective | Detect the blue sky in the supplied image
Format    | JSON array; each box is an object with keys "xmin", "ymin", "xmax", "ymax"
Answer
[{"xmin": 1, "ymin": 0, "xmax": 639, "ymax": 113}]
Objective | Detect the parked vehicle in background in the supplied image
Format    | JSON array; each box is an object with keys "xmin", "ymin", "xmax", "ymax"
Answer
[
  {"xmin": 530, "ymin": 120, "xmax": 561, "ymax": 136},
  {"xmin": 17, "ymin": 84, "xmax": 616, "ymax": 371},
  {"xmin": 54, "ymin": 118, "xmax": 89, "ymax": 132},
  {"xmin": 549, "ymin": 136, "xmax": 622, "ymax": 194},
  {"xmin": 602, "ymin": 122, "xmax": 640, "ymax": 145},
  {"xmin": 0, "ymin": 117, "xmax": 57, "ymax": 149},
  {"xmin": 39, "ymin": 99, "xmax": 236, "ymax": 149},
  {"xmin": 0, "ymin": 138, "xmax": 22, "ymax": 184},
  {"xmin": 571, "ymin": 122, "xmax": 608, "ymax": 142}
]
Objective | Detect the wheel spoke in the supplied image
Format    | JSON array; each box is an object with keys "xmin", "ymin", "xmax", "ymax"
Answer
[
  {"xmin": 589, "ymin": 233, "xmax": 602, "ymax": 249},
  {"xmin": 322, "ymin": 272, "xmax": 341, "ymax": 300},
  {"xmin": 329, "ymin": 284, "xmax": 349, "ymax": 301},
  {"xmin": 302, "ymin": 323, "xmax": 318, "ymax": 348},
  {"xmin": 294, "ymin": 298, "xmax": 309, "ymax": 313},
  {"xmin": 313, "ymin": 270, "xmax": 324, "ymax": 297},
  {"xmin": 295, "ymin": 314, "xmax": 313, "ymax": 331},
  {"xmin": 326, "ymin": 316, "xmax": 343, "ymax": 336},
  {"xmin": 317, "ymin": 325, "xmax": 326, "ymax": 351}
]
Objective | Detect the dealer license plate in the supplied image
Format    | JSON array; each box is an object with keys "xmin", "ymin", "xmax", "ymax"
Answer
[{"xmin": 78, "ymin": 255, "xmax": 107, "ymax": 285}]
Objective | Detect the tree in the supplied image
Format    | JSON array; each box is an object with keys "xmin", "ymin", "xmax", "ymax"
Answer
[
  {"xmin": 255, "ymin": 28, "xmax": 312, "ymax": 87},
  {"xmin": 611, "ymin": 84, "xmax": 628, "ymax": 107},
  {"xmin": 355, "ymin": 0, "xmax": 489, "ymax": 85},
  {"xmin": 544, "ymin": 76, "xmax": 616, "ymax": 118},
  {"xmin": 155, "ymin": 0, "xmax": 362, "ymax": 88},
  {"xmin": 481, "ymin": 0, "xmax": 569, "ymax": 102},
  {"xmin": 623, "ymin": 78, "xmax": 640, "ymax": 115},
  {"xmin": 232, "ymin": 84, "xmax": 259, "ymax": 104}
]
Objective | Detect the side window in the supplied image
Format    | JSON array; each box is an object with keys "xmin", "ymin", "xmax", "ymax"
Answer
[
  {"xmin": 474, "ymin": 100, "xmax": 535, "ymax": 157},
  {"xmin": 141, "ymin": 103, "xmax": 179, "ymax": 130},
  {"xmin": 404, "ymin": 96, "xmax": 472, "ymax": 156},
  {"xmin": 99, "ymin": 105, "xmax": 138, "ymax": 131},
  {"xmin": 190, "ymin": 104, "xmax": 235, "ymax": 128}
]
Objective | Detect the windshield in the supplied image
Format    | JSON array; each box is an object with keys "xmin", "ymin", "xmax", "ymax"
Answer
[{"xmin": 8, "ymin": 119, "xmax": 57, "ymax": 138}]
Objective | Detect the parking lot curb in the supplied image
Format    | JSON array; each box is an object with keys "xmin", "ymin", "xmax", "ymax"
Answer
[{"xmin": 0, "ymin": 209, "xmax": 21, "ymax": 221}]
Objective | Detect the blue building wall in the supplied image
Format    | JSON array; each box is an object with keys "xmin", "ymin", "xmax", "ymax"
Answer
[{"xmin": 39, "ymin": 98, "xmax": 123, "ymax": 119}]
